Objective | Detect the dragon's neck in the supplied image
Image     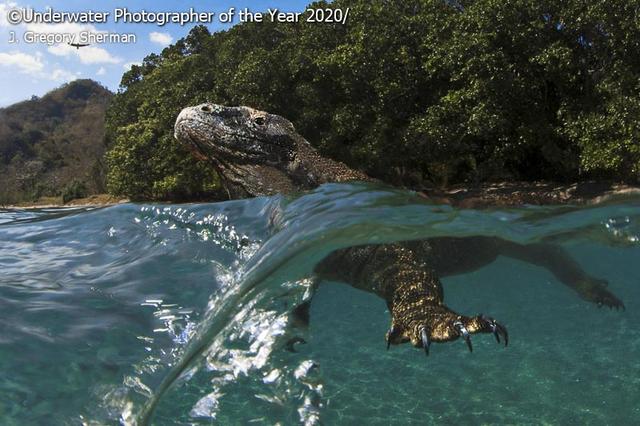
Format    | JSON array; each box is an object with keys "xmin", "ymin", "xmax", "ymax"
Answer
[
  {"xmin": 288, "ymin": 134, "xmax": 371, "ymax": 189},
  {"xmin": 216, "ymin": 133, "xmax": 370, "ymax": 198}
]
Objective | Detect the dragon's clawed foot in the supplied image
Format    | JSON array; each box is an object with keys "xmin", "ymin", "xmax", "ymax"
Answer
[
  {"xmin": 474, "ymin": 315, "xmax": 509, "ymax": 348},
  {"xmin": 386, "ymin": 305, "xmax": 508, "ymax": 355},
  {"xmin": 579, "ymin": 278, "xmax": 625, "ymax": 310}
]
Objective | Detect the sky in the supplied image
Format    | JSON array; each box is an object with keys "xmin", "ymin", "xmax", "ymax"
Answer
[{"xmin": 0, "ymin": 0, "xmax": 309, "ymax": 107}]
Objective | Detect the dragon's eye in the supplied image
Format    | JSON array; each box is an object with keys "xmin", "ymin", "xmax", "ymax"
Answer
[{"xmin": 254, "ymin": 116, "xmax": 265, "ymax": 125}]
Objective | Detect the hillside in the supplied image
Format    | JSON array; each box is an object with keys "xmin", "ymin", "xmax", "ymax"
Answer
[
  {"xmin": 106, "ymin": 0, "xmax": 639, "ymax": 202},
  {"xmin": 0, "ymin": 79, "xmax": 113, "ymax": 205}
]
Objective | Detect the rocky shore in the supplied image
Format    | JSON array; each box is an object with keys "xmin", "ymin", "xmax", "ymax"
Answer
[
  {"xmin": 2, "ymin": 194, "xmax": 128, "ymax": 209},
  {"xmin": 4, "ymin": 182, "xmax": 639, "ymax": 210},
  {"xmin": 419, "ymin": 181, "xmax": 640, "ymax": 208}
]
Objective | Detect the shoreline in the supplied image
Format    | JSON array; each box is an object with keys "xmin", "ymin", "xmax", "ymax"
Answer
[
  {"xmin": 3, "ymin": 182, "xmax": 639, "ymax": 210},
  {"xmin": 419, "ymin": 181, "xmax": 640, "ymax": 208},
  {"xmin": 1, "ymin": 194, "xmax": 129, "ymax": 210}
]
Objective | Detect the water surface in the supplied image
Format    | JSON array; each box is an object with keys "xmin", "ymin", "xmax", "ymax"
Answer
[{"xmin": 0, "ymin": 183, "xmax": 638, "ymax": 424}]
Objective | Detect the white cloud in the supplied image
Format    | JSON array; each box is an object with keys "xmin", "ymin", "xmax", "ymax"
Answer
[
  {"xmin": 96, "ymin": 66, "xmax": 106, "ymax": 76},
  {"xmin": 4, "ymin": 2, "xmax": 121, "ymax": 65},
  {"xmin": 2, "ymin": 3, "xmax": 99, "ymax": 36},
  {"xmin": 0, "ymin": 2, "xmax": 18, "ymax": 27},
  {"xmin": 123, "ymin": 61, "xmax": 141, "ymax": 71},
  {"xmin": 149, "ymin": 31, "xmax": 173, "ymax": 46},
  {"xmin": 50, "ymin": 68, "xmax": 77, "ymax": 82},
  {"xmin": 0, "ymin": 51, "xmax": 76, "ymax": 83},
  {"xmin": 77, "ymin": 46, "xmax": 120, "ymax": 64},
  {"xmin": 26, "ymin": 21, "xmax": 96, "ymax": 35},
  {"xmin": 0, "ymin": 51, "xmax": 44, "ymax": 74},
  {"xmin": 47, "ymin": 43, "xmax": 73, "ymax": 56},
  {"xmin": 48, "ymin": 43, "xmax": 120, "ymax": 65}
]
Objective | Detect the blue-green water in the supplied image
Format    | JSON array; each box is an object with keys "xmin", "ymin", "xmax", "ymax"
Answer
[{"xmin": 1, "ymin": 183, "xmax": 639, "ymax": 425}]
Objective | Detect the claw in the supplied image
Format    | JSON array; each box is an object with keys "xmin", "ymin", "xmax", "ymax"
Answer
[
  {"xmin": 481, "ymin": 315, "xmax": 508, "ymax": 347},
  {"xmin": 496, "ymin": 322, "xmax": 509, "ymax": 347},
  {"xmin": 386, "ymin": 326, "xmax": 399, "ymax": 350},
  {"xmin": 454, "ymin": 321, "xmax": 472, "ymax": 352},
  {"xmin": 285, "ymin": 337, "xmax": 307, "ymax": 352},
  {"xmin": 420, "ymin": 328, "xmax": 430, "ymax": 356}
]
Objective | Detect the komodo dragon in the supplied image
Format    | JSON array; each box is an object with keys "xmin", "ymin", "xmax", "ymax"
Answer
[{"xmin": 174, "ymin": 103, "xmax": 624, "ymax": 353}]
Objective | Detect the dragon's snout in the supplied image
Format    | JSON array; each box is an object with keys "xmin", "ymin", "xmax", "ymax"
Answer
[{"xmin": 174, "ymin": 105, "xmax": 200, "ymax": 141}]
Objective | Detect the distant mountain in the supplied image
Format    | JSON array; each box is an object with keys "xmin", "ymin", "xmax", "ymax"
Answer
[{"xmin": 0, "ymin": 79, "xmax": 113, "ymax": 204}]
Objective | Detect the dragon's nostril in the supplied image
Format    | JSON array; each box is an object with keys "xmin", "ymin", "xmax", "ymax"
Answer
[{"xmin": 201, "ymin": 105, "xmax": 212, "ymax": 113}]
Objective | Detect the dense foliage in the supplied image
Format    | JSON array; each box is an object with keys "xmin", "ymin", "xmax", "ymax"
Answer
[
  {"xmin": 105, "ymin": 0, "xmax": 640, "ymax": 200},
  {"xmin": 0, "ymin": 79, "xmax": 112, "ymax": 205},
  {"xmin": 61, "ymin": 179, "xmax": 88, "ymax": 203}
]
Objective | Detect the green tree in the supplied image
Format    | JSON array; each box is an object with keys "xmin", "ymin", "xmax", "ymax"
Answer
[{"xmin": 105, "ymin": 0, "xmax": 640, "ymax": 201}]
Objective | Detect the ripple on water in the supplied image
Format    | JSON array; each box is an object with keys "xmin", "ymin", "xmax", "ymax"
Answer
[{"xmin": 0, "ymin": 186, "xmax": 638, "ymax": 424}]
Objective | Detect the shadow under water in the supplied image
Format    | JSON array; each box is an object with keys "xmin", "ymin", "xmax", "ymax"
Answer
[{"xmin": 0, "ymin": 182, "xmax": 638, "ymax": 425}]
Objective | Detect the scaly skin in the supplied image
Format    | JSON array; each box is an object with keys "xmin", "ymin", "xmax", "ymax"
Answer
[
  {"xmin": 174, "ymin": 103, "xmax": 368, "ymax": 198},
  {"xmin": 315, "ymin": 243, "xmax": 508, "ymax": 351},
  {"xmin": 174, "ymin": 103, "xmax": 624, "ymax": 354}
]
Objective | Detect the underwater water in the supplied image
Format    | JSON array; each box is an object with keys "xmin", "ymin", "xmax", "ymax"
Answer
[{"xmin": 0, "ymin": 182, "xmax": 639, "ymax": 425}]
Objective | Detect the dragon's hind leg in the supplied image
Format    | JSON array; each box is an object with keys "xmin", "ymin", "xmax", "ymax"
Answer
[
  {"xmin": 291, "ymin": 299, "xmax": 311, "ymax": 328},
  {"xmin": 410, "ymin": 236, "xmax": 625, "ymax": 310},
  {"xmin": 494, "ymin": 239, "xmax": 625, "ymax": 310}
]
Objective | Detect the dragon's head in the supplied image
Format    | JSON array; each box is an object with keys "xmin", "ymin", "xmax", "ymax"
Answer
[
  {"xmin": 175, "ymin": 103, "xmax": 297, "ymax": 167},
  {"xmin": 174, "ymin": 103, "xmax": 300, "ymax": 197}
]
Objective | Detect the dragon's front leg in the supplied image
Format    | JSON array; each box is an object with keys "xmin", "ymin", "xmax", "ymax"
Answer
[
  {"xmin": 385, "ymin": 278, "xmax": 508, "ymax": 354},
  {"xmin": 316, "ymin": 243, "xmax": 509, "ymax": 354}
]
